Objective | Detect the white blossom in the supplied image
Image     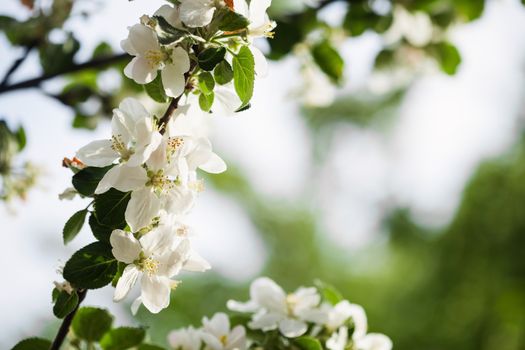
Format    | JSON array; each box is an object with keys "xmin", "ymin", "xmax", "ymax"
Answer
[
  {"xmin": 227, "ymin": 277, "xmax": 326, "ymax": 338},
  {"xmin": 179, "ymin": 0, "xmax": 216, "ymax": 28},
  {"xmin": 201, "ymin": 313, "xmax": 247, "ymax": 350},
  {"xmin": 121, "ymin": 24, "xmax": 190, "ymax": 97},
  {"xmin": 168, "ymin": 326, "xmax": 202, "ymax": 350},
  {"xmin": 110, "ymin": 226, "xmax": 210, "ymax": 313},
  {"xmin": 355, "ymin": 333, "xmax": 393, "ymax": 350}
]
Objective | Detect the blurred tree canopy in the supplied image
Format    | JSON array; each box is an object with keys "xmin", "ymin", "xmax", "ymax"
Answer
[{"xmin": 1, "ymin": 1, "xmax": 525, "ymax": 349}]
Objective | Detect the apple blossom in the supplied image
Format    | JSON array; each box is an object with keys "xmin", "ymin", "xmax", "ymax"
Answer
[
  {"xmin": 201, "ymin": 313, "xmax": 247, "ymax": 350},
  {"xmin": 168, "ymin": 326, "xmax": 202, "ymax": 350}
]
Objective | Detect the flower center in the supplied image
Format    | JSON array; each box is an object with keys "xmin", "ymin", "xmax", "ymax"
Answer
[
  {"xmin": 145, "ymin": 49, "xmax": 166, "ymax": 68},
  {"xmin": 167, "ymin": 137, "xmax": 185, "ymax": 162},
  {"xmin": 136, "ymin": 256, "xmax": 159, "ymax": 275},
  {"xmin": 176, "ymin": 225, "xmax": 189, "ymax": 237},
  {"xmin": 146, "ymin": 169, "xmax": 176, "ymax": 193},
  {"xmin": 250, "ymin": 22, "xmax": 275, "ymax": 38},
  {"xmin": 220, "ymin": 335, "xmax": 228, "ymax": 346},
  {"xmin": 286, "ymin": 294, "xmax": 298, "ymax": 316},
  {"xmin": 111, "ymin": 134, "xmax": 133, "ymax": 161}
]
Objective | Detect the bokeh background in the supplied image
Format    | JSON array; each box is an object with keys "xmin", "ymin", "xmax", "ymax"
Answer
[{"xmin": 1, "ymin": 0, "xmax": 525, "ymax": 349}]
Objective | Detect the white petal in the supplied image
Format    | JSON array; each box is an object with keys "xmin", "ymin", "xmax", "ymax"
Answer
[
  {"xmin": 110, "ymin": 229, "xmax": 141, "ymax": 264},
  {"xmin": 164, "ymin": 186, "xmax": 195, "ymax": 215},
  {"xmin": 120, "ymin": 37, "xmax": 138, "ymax": 56},
  {"xmin": 171, "ymin": 46, "xmax": 191, "ymax": 73},
  {"xmin": 127, "ymin": 24, "xmax": 160, "ymax": 55},
  {"xmin": 213, "ymin": 85, "xmax": 242, "ymax": 115},
  {"xmin": 162, "ymin": 64, "xmax": 186, "ymax": 98},
  {"xmin": 234, "ymin": 0, "xmax": 249, "ymax": 17},
  {"xmin": 76, "ymin": 140, "xmax": 118, "ymax": 167},
  {"xmin": 249, "ymin": 0, "xmax": 272, "ymax": 27},
  {"xmin": 348, "ymin": 304, "xmax": 368, "ymax": 340},
  {"xmin": 250, "ymin": 277, "xmax": 287, "ymax": 313},
  {"xmin": 200, "ymin": 332, "xmax": 223, "ymax": 350},
  {"xmin": 183, "ymin": 250, "xmax": 211, "ymax": 272},
  {"xmin": 119, "ymin": 97, "xmax": 150, "ymax": 122},
  {"xmin": 131, "ymin": 296, "xmax": 143, "ymax": 315},
  {"xmin": 154, "ymin": 4, "xmax": 182, "ymax": 28},
  {"xmin": 179, "ymin": 0, "xmax": 215, "ymax": 28},
  {"xmin": 95, "ymin": 164, "xmax": 147, "ymax": 194},
  {"xmin": 251, "ymin": 45, "xmax": 269, "ymax": 77},
  {"xmin": 228, "ymin": 325, "xmax": 247, "ymax": 349},
  {"xmin": 226, "ymin": 300, "xmax": 259, "ymax": 313},
  {"xmin": 158, "ymin": 239, "xmax": 191, "ymax": 277},
  {"xmin": 128, "ymin": 128, "xmax": 162, "ymax": 167},
  {"xmin": 125, "ymin": 187, "xmax": 162, "ymax": 232},
  {"xmin": 141, "ymin": 274, "xmax": 171, "ymax": 313},
  {"xmin": 278, "ymin": 319, "xmax": 308, "ymax": 338},
  {"xmin": 199, "ymin": 152, "xmax": 227, "ymax": 174},
  {"xmin": 248, "ymin": 312, "xmax": 282, "ymax": 331},
  {"xmin": 140, "ymin": 225, "xmax": 176, "ymax": 256},
  {"xmin": 203, "ymin": 312, "xmax": 230, "ymax": 338},
  {"xmin": 355, "ymin": 333, "xmax": 393, "ymax": 350},
  {"xmin": 113, "ymin": 265, "xmax": 140, "ymax": 301},
  {"xmin": 124, "ymin": 56, "xmax": 158, "ymax": 84}
]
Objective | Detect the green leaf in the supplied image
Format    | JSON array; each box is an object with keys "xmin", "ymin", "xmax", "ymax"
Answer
[
  {"xmin": 93, "ymin": 189, "xmax": 131, "ymax": 228},
  {"xmin": 39, "ymin": 33, "xmax": 80, "ymax": 75},
  {"xmin": 72, "ymin": 307, "xmax": 114, "ymax": 342},
  {"xmin": 199, "ymin": 72, "xmax": 215, "ymax": 95},
  {"xmin": 15, "ymin": 126, "xmax": 26, "ymax": 151},
  {"xmin": 144, "ymin": 75, "xmax": 168, "ymax": 103},
  {"xmin": 232, "ymin": 46, "xmax": 255, "ymax": 108},
  {"xmin": 92, "ymin": 42, "xmax": 113, "ymax": 59},
  {"xmin": 63, "ymin": 242, "xmax": 118, "ymax": 289},
  {"xmin": 11, "ymin": 338, "xmax": 52, "ymax": 350},
  {"xmin": 314, "ymin": 280, "xmax": 343, "ymax": 305},
  {"xmin": 154, "ymin": 15, "xmax": 187, "ymax": 45},
  {"xmin": 215, "ymin": 7, "xmax": 250, "ymax": 31},
  {"xmin": 72, "ymin": 114, "xmax": 99, "ymax": 130},
  {"xmin": 111, "ymin": 261, "xmax": 126, "ymax": 287},
  {"xmin": 89, "ymin": 213, "xmax": 122, "ymax": 243},
  {"xmin": 293, "ymin": 336, "xmax": 323, "ymax": 350},
  {"xmin": 53, "ymin": 290, "xmax": 79, "ymax": 318},
  {"xmin": 312, "ymin": 41, "xmax": 344, "ymax": 84},
  {"xmin": 214, "ymin": 60, "xmax": 234, "ymax": 85},
  {"xmin": 100, "ymin": 327, "xmax": 146, "ymax": 350},
  {"xmin": 199, "ymin": 92, "xmax": 215, "ymax": 112},
  {"xmin": 72, "ymin": 166, "xmax": 113, "ymax": 197},
  {"xmin": 429, "ymin": 42, "xmax": 461, "ymax": 75},
  {"xmin": 63, "ymin": 209, "xmax": 88, "ymax": 244},
  {"xmin": 198, "ymin": 47, "xmax": 226, "ymax": 71}
]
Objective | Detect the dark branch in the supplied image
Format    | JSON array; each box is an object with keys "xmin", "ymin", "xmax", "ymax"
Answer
[
  {"xmin": 0, "ymin": 44, "xmax": 35, "ymax": 88},
  {"xmin": 158, "ymin": 96, "xmax": 182, "ymax": 135},
  {"xmin": 0, "ymin": 53, "xmax": 128, "ymax": 95},
  {"xmin": 49, "ymin": 289, "xmax": 87, "ymax": 350}
]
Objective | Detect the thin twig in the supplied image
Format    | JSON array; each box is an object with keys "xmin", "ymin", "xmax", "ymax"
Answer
[
  {"xmin": 0, "ymin": 44, "xmax": 35, "ymax": 87},
  {"xmin": 49, "ymin": 289, "xmax": 87, "ymax": 350},
  {"xmin": 158, "ymin": 96, "xmax": 182, "ymax": 135},
  {"xmin": 0, "ymin": 53, "xmax": 128, "ymax": 95}
]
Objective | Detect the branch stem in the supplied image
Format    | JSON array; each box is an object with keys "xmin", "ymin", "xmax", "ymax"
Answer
[
  {"xmin": 50, "ymin": 289, "xmax": 87, "ymax": 350},
  {"xmin": 0, "ymin": 44, "xmax": 34, "ymax": 87}
]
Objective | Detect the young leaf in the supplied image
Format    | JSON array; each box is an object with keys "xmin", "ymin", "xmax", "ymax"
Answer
[
  {"xmin": 293, "ymin": 336, "xmax": 323, "ymax": 350},
  {"xmin": 93, "ymin": 189, "xmax": 131, "ymax": 228},
  {"xmin": 314, "ymin": 279, "xmax": 343, "ymax": 305},
  {"xmin": 428, "ymin": 41, "xmax": 461, "ymax": 75},
  {"xmin": 53, "ymin": 290, "xmax": 79, "ymax": 319},
  {"xmin": 199, "ymin": 92, "xmax": 215, "ymax": 112},
  {"xmin": 63, "ymin": 242, "xmax": 118, "ymax": 289},
  {"xmin": 312, "ymin": 41, "xmax": 344, "ymax": 84},
  {"xmin": 198, "ymin": 47, "xmax": 226, "ymax": 71},
  {"xmin": 232, "ymin": 46, "xmax": 255, "ymax": 108},
  {"xmin": 199, "ymin": 72, "xmax": 215, "ymax": 95},
  {"xmin": 72, "ymin": 307, "xmax": 114, "ymax": 342},
  {"xmin": 144, "ymin": 75, "xmax": 168, "ymax": 103},
  {"xmin": 72, "ymin": 166, "xmax": 113, "ymax": 197},
  {"xmin": 63, "ymin": 209, "xmax": 88, "ymax": 244},
  {"xmin": 100, "ymin": 327, "xmax": 146, "ymax": 350},
  {"xmin": 215, "ymin": 7, "xmax": 250, "ymax": 31},
  {"xmin": 11, "ymin": 338, "xmax": 52, "ymax": 350},
  {"xmin": 214, "ymin": 60, "xmax": 234, "ymax": 85}
]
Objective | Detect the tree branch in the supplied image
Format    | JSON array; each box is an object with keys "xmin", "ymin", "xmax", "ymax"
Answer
[
  {"xmin": 0, "ymin": 53, "xmax": 128, "ymax": 95},
  {"xmin": 0, "ymin": 44, "xmax": 35, "ymax": 88},
  {"xmin": 158, "ymin": 96, "xmax": 182, "ymax": 135},
  {"xmin": 50, "ymin": 289, "xmax": 87, "ymax": 350}
]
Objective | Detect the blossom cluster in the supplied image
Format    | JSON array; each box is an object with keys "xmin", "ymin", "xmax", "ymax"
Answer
[{"xmin": 168, "ymin": 278, "xmax": 392, "ymax": 350}]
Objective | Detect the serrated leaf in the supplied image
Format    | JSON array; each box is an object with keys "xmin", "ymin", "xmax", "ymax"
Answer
[
  {"xmin": 63, "ymin": 209, "xmax": 88, "ymax": 244},
  {"xmin": 294, "ymin": 336, "xmax": 323, "ymax": 350},
  {"xmin": 312, "ymin": 41, "xmax": 344, "ymax": 84},
  {"xmin": 11, "ymin": 338, "xmax": 51, "ymax": 350},
  {"xmin": 93, "ymin": 189, "xmax": 131, "ymax": 228},
  {"xmin": 215, "ymin": 7, "xmax": 250, "ymax": 31},
  {"xmin": 198, "ymin": 47, "xmax": 226, "ymax": 71},
  {"xmin": 199, "ymin": 72, "xmax": 215, "ymax": 95},
  {"xmin": 72, "ymin": 166, "xmax": 113, "ymax": 197},
  {"xmin": 72, "ymin": 307, "xmax": 114, "ymax": 342},
  {"xmin": 53, "ymin": 290, "xmax": 79, "ymax": 318},
  {"xmin": 199, "ymin": 92, "xmax": 214, "ymax": 112},
  {"xmin": 144, "ymin": 75, "xmax": 168, "ymax": 103},
  {"xmin": 232, "ymin": 46, "xmax": 255, "ymax": 108},
  {"xmin": 100, "ymin": 327, "xmax": 146, "ymax": 350},
  {"xmin": 214, "ymin": 60, "xmax": 233, "ymax": 85},
  {"xmin": 63, "ymin": 242, "xmax": 118, "ymax": 289}
]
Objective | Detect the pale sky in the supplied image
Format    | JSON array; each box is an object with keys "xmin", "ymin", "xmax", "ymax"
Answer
[{"xmin": 1, "ymin": 0, "xmax": 524, "ymax": 347}]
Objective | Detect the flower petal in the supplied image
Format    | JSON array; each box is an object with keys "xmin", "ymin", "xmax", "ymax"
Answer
[
  {"xmin": 162, "ymin": 64, "xmax": 186, "ymax": 98},
  {"xmin": 203, "ymin": 312, "xmax": 230, "ymax": 338},
  {"xmin": 95, "ymin": 164, "xmax": 147, "ymax": 194},
  {"xmin": 140, "ymin": 274, "xmax": 171, "ymax": 313},
  {"xmin": 124, "ymin": 56, "xmax": 158, "ymax": 84},
  {"xmin": 248, "ymin": 312, "xmax": 282, "ymax": 331},
  {"xmin": 125, "ymin": 187, "xmax": 161, "ymax": 232},
  {"xmin": 228, "ymin": 325, "xmax": 247, "ymax": 349},
  {"xmin": 179, "ymin": 0, "xmax": 215, "ymax": 28},
  {"xmin": 250, "ymin": 277, "xmax": 287, "ymax": 313},
  {"xmin": 199, "ymin": 152, "xmax": 227, "ymax": 174},
  {"xmin": 113, "ymin": 265, "xmax": 140, "ymax": 301},
  {"xmin": 127, "ymin": 24, "xmax": 160, "ymax": 55},
  {"xmin": 131, "ymin": 296, "xmax": 143, "ymax": 315},
  {"xmin": 355, "ymin": 333, "xmax": 393, "ymax": 350},
  {"xmin": 251, "ymin": 45, "xmax": 269, "ymax": 77},
  {"xmin": 76, "ymin": 139, "xmax": 118, "ymax": 167},
  {"xmin": 183, "ymin": 250, "xmax": 211, "ymax": 272},
  {"xmin": 110, "ymin": 229, "xmax": 141, "ymax": 264},
  {"xmin": 154, "ymin": 4, "xmax": 183, "ymax": 28},
  {"xmin": 249, "ymin": 0, "xmax": 272, "ymax": 28},
  {"xmin": 278, "ymin": 318, "xmax": 308, "ymax": 338},
  {"xmin": 164, "ymin": 186, "xmax": 195, "ymax": 215}
]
